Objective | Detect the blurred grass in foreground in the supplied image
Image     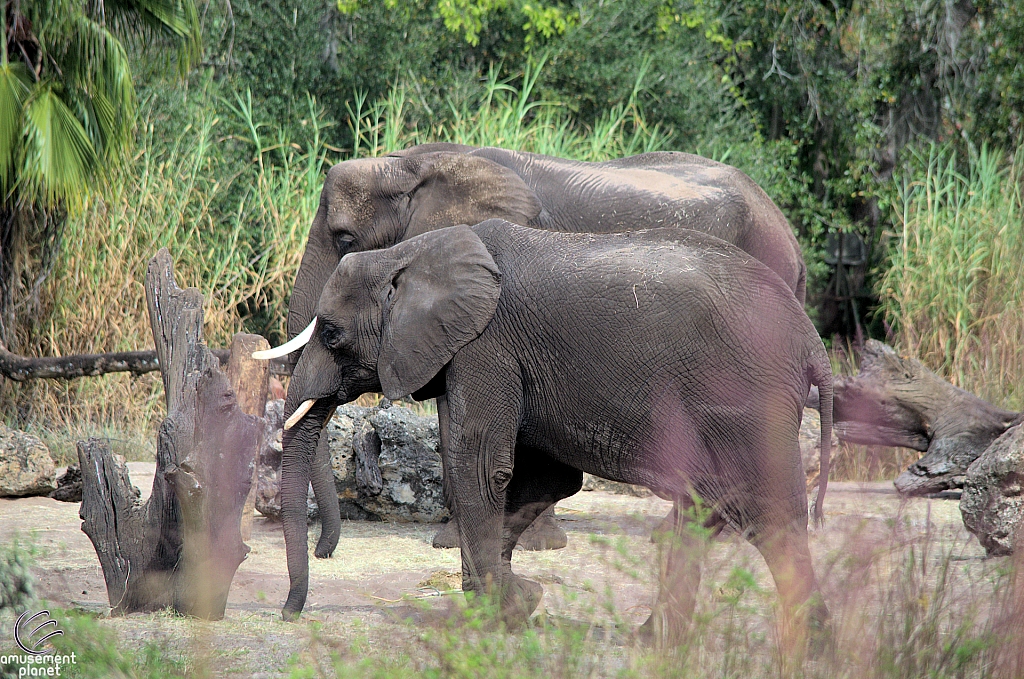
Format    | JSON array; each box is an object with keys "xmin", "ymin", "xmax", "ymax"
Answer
[{"xmin": 3, "ymin": 508, "xmax": 1022, "ymax": 679}]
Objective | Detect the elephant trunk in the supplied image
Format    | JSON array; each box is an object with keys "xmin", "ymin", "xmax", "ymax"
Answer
[
  {"xmin": 280, "ymin": 396, "xmax": 336, "ymax": 619},
  {"xmin": 280, "ymin": 343, "xmax": 347, "ymax": 619},
  {"xmin": 287, "ymin": 205, "xmax": 340, "ymax": 367}
]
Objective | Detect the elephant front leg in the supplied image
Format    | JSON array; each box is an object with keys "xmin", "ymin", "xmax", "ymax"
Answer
[
  {"xmin": 639, "ymin": 496, "xmax": 719, "ymax": 646},
  {"xmin": 445, "ymin": 365, "xmax": 541, "ymax": 627}
]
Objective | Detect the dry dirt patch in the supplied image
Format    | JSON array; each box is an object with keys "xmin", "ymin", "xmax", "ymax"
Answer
[{"xmin": 0, "ymin": 464, "xmax": 994, "ymax": 677}]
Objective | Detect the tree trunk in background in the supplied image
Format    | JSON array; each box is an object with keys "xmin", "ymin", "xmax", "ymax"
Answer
[
  {"xmin": 78, "ymin": 248, "xmax": 265, "ymax": 619},
  {"xmin": 832, "ymin": 340, "xmax": 1020, "ymax": 495}
]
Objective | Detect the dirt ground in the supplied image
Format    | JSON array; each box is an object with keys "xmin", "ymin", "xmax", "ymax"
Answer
[{"xmin": 0, "ymin": 463, "xmax": 992, "ymax": 677}]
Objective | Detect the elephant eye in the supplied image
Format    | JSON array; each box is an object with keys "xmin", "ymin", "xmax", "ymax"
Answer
[
  {"xmin": 334, "ymin": 232, "xmax": 355, "ymax": 255},
  {"xmin": 320, "ymin": 322, "xmax": 346, "ymax": 350}
]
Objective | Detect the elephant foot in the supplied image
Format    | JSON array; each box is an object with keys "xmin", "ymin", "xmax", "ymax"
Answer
[
  {"xmin": 501, "ymin": 574, "xmax": 543, "ymax": 628},
  {"xmin": 807, "ymin": 598, "xmax": 833, "ymax": 659},
  {"xmin": 636, "ymin": 608, "xmax": 690, "ymax": 648},
  {"xmin": 432, "ymin": 519, "xmax": 459, "ymax": 549},
  {"xmin": 281, "ymin": 606, "xmax": 302, "ymax": 622},
  {"xmin": 314, "ymin": 535, "xmax": 336, "ymax": 559},
  {"xmin": 516, "ymin": 508, "xmax": 567, "ymax": 551}
]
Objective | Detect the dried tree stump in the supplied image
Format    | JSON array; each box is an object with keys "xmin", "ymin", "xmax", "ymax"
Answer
[
  {"xmin": 79, "ymin": 249, "xmax": 265, "ymax": 619},
  {"xmin": 832, "ymin": 340, "xmax": 1021, "ymax": 496}
]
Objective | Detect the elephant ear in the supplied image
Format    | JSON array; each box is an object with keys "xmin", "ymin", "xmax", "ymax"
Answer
[
  {"xmin": 377, "ymin": 225, "xmax": 502, "ymax": 399},
  {"xmin": 402, "ymin": 153, "xmax": 541, "ymax": 236}
]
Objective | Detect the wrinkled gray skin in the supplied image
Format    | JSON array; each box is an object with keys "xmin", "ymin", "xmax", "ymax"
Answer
[
  {"xmin": 288, "ymin": 143, "xmax": 807, "ymax": 560},
  {"xmin": 281, "ymin": 221, "xmax": 832, "ymax": 651}
]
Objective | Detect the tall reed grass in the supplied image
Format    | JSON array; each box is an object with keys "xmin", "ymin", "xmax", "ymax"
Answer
[
  {"xmin": 879, "ymin": 144, "xmax": 1024, "ymax": 410},
  {"xmin": 2, "ymin": 65, "xmax": 668, "ymax": 459}
]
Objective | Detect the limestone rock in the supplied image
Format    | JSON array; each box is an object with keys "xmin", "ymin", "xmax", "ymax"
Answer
[
  {"xmin": 960, "ymin": 424, "xmax": 1024, "ymax": 556},
  {"xmin": 323, "ymin": 404, "xmax": 376, "ymax": 520},
  {"xmin": 354, "ymin": 403, "xmax": 446, "ymax": 522},
  {"xmin": 255, "ymin": 400, "xmax": 319, "ymax": 521},
  {"xmin": 257, "ymin": 400, "xmax": 443, "ymax": 522},
  {"xmin": 0, "ymin": 423, "xmax": 55, "ymax": 497}
]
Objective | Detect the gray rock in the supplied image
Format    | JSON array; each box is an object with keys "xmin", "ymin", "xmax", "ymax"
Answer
[
  {"xmin": 0, "ymin": 423, "xmax": 55, "ymax": 497},
  {"xmin": 355, "ymin": 403, "xmax": 446, "ymax": 522},
  {"xmin": 49, "ymin": 464, "xmax": 83, "ymax": 502},
  {"xmin": 255, "ymin": 400, "xmax": 319, "ymax": 521},
  {"xmin": 324, "ymin": 404, "xmax": 375, "ymax": 519},
  {"xmin": 257, "ymin": 400, "xmax": 443, "ymax": 522},
  {"xmin": 960, "ymin": 424, "xmax": 1024, "ymax": 556}
]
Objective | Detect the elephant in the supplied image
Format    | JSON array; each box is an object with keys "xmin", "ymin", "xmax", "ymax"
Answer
[
  {"xmin": 274, "ymin": 220, "xmax": 833, "ymax": 654},
  {"xmin": 268, "ymin": 143, "xmax": 808, "ymax": 556}
]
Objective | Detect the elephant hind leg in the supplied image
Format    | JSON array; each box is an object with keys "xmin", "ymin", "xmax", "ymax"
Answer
[
  {"xmin": 501, "ymin": 447, "xmax": 582, "ymax": 559},
  {"xmin": 639, "ymin": 495, "xmax": 722, "ymax": 647},
  {"xmin": 750, "ymin": 522, "xmax": 830, "ymax": 666}
]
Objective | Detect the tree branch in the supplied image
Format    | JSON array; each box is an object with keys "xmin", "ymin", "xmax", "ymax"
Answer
[{"xmin": 0, "ymin": 344, "xmax": 291, "ymax": 381}]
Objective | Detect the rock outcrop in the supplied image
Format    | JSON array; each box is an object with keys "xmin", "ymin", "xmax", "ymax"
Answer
[
  {"xmin": 354, "ymin": 403, "xmax": 446, "ymax": 522},
  {"xmin": 257, "ymin": 400, "xmax": 444, "ymax": 522},
  {"xmin": 0, "ymin": 423, "xmax": 55, "ymax": 497},
  {"xmin": 960, "ymin": 424, "xmax": 1024, "ymax": 556}
]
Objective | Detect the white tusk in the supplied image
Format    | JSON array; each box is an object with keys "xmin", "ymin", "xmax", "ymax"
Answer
[
  {"xmin": 284, "ymin": 399, "xmax": 317, "ymax": 430},
  {"xmin": 252, "ymin": 317, "xmax": 317, "ymax": 360}
]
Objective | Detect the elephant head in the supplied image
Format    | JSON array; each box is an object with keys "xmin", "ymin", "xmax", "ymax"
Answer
[
  {"xmin": 277, "ymin": 226, "xmax": 502, "ymax": 618},
  {"xmin": 284, "ymin": 153, "xmax": 538, "ymax": 361}
]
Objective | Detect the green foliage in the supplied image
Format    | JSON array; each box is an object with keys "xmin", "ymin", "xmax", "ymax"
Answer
[
  {"xmin": 878, "ymin": 144, "xmax": 1024, "ymax": 408},
  {"xmin": 2, "ymin": 0, "xmax": 200, "ymax": 209},
  {"xmin": 0, "ymin": 538, "xmax": 35, "ymax": 612},
  {"xmin": 40, "ymin": 610, "xmax": 189, "ymax": 679}
]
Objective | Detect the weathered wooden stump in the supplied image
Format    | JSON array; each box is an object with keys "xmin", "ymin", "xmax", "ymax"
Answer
[
  {"xmin": 832, "ymin": 340, "xmax": 1021, "ymax": 496},
  {"xmin": 79, "ymin": 249, "xmax": 267, "ymax": 618}
]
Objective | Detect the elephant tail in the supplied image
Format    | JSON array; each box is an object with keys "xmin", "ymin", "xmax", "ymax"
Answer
[{"xmin": 810, "ymin": 354, "xmax": 833, "ymax": 528}]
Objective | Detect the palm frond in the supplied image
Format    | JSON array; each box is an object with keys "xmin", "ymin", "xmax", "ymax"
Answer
[
  {"xmin": 107, "ymin": 0, "xmax": 202, "ymax": 73},
  {"xmin": 20, "ymin": 83, "xmax": 99, "ymax": 210},
  {"xmin": 56, "ymin": 15, "xmax": 137, "ymax": 159},
  {"xmin": 0, "ymin": 60, "xmax": 32, "ymax": 195}
]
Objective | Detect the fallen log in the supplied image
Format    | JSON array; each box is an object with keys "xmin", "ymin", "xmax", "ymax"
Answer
[
  {"xmin": 0, "ymin": 343, "xmax": 291, "ymax": 380},
  {"xmin": 832, "ymin": 340, "xmax": 1021, "ymax": 496},
  {"xmin": 79, "ymin": 249, "xmax": 266, "ymax": 619}
]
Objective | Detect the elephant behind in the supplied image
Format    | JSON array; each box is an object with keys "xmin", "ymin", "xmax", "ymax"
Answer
[{"xmin": 279, "ymin": 221, "xmax": 833, "ymax": 655}]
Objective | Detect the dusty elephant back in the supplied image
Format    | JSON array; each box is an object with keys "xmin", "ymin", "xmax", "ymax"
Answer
[{"xmin": 469, "ymin": 147, "xmax": 805, "ymax": 302}]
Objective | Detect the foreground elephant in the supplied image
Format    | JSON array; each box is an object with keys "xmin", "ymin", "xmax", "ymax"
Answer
[
  {"xmin": 277, "ymin": 221, "xmax": 832, "ymax": 653},
  {"xmin": 272, "ymin": 143, "xmax": 808, "ymax": 555}
]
